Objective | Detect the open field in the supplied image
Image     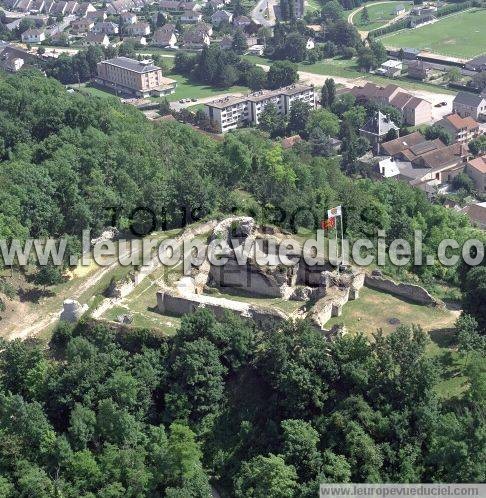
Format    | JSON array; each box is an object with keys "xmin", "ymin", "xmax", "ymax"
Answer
[
  {"xmin": 164, "ymin": 73, "xmax": 249, "ymax": 102},
  {"xmin": 353, "ymin": 1, "xmax": 413, "ymax": 31},
  {"xmin": 325, "ymin": 287, "xmax": 457, "ymax": 336},
  {"xmin": 380, "ymin": 8, "xmax": 486, "ymax": 59}
]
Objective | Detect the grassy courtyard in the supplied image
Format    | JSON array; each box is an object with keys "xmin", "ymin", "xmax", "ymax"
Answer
[
  {"xmin": 353, "ymin": 1, "xmax": 413, "ymax": 31},
  {"xmin": 380, "ymin": 8, "xmax": 486, "ymax": 59}
]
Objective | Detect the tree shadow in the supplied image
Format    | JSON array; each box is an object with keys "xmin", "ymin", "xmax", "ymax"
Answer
[
  {"xmin": 428, "ymin": 327, "xmax": 457, "ymax": 349},
  {"xmin": 17, "ymin": 287, "xmax": 54, "ymax": 303}
]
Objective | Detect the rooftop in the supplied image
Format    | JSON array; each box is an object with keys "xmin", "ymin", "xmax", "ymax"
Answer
[
  {"xmin": 100, "ymin": 56, "xmax": 161, "ymax": 73},
  {"xmin": 454, "ymin": 91, "xmax": 486, "ymax": 107},
  {"xmin": 381, "ymin": 131, "xmax": 426, "ymax": 156},
  {"xmin": 467, "ymin": 156, "xmax": 486, "ymax": 174}
]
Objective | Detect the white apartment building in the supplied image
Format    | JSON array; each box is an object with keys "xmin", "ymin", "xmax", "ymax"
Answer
[{"xmin": 204, "ymin": 84, "xmax": 315, "ymax": 133}]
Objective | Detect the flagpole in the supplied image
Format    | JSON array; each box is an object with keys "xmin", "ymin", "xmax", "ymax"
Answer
[
  {"xmin": 335, "ymin": 220, "xmax": 339, "ymax": 273},
  {"xmin": 340, "ymin": 212, "xmax": 344, "ymax": 267}
]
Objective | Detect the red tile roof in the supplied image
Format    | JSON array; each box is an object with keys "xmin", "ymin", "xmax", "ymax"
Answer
[{"xmin": 468, "ymin": 156, "xmax": 486, "ymax": 174}]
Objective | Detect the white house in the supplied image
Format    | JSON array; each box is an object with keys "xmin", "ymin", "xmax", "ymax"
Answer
[
  {"xmin": 306, "ymin": 38, "xmax": 315, "ymax": 50},
  {"xmin": 21, "ymin": 28, "xmax": 45, "ymax": 43},
  {"xmin": 125, "ymin": 22, "xmax": 150, "ymax": 36}
]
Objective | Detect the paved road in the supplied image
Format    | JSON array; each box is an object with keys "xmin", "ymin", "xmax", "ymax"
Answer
[{"xmin": 251, "ymin": 0, "xmax": 278, "ymax": 26}]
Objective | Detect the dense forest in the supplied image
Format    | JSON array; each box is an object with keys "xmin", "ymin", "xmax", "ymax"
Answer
[{"xmin": 0, "ymin": 311, "xmax": 484, "ymax": 496}]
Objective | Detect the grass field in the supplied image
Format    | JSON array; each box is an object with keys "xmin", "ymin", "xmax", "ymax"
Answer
[
  {"xmin": 353, "ymin": 1, "xmax": 413, "ymax": 31},
  {"xmin": 164, "ymin": 73, "xmax": 249, "ymax": 102},
  {"xmin": 380, "ymin": 8, "xmax": 486, "ymax": 58}
]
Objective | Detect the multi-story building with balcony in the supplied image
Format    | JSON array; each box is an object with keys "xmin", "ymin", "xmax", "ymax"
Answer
[{"xmin": 204, "ymin": 84, "xmax": 315, "ymax": 133}]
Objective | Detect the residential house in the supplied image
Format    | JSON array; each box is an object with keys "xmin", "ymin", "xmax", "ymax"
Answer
[
  {"xmin": 193, "ymin": 22, "xmax": 212, "ymax": 37},
  {"xmin": 124, "ymin": 35, "xmax": 147, "ymax": 45},
  {"xmin": 233, "ymin": 15, "xmax": 251, "ymax": 28},
  {"xmin": 30, "ymin": 0, "xmax": 45, "ymax": 12},
  {"xmin": 436, "ymin": 113, "xmax": 480, "ymax": 143},
  {"xmin": 181, "ymin": 10, "xmax": 203, "ymax": 22},
  {"xmin": 211, "ymin": 9, "xmax": 232, "ymax": 25},
  {"xmin": 70, "ymin": 18, "xmax": 94, "ymax": 33},
  {"xmin": 76, "ymin": 2, "xmax": 96, "ymax": 17},
  {"xmin": 152, "ymin": 27, "xmax": 177, "ymax": 47},
  {"xmin": 21, "ymin": 28, "xmax": 45, "ymax": 43},
  {"xmin": 107, "ymin": 0, "xmax": 133, "ymax": 14},
  {"xmin": 377, "ymin": 59, "xmax": 403, "ymax": 78},
  {"xmin": 50, "ymin": 1, "xmax": 67, "ymax": 15},
  {"xmin": 95, "ymin": 56, "xmax": 177, "ymax": 97},
  {"xmin": 159, "ymin": 0, "xmax": 187, "ymax": 11},
  {"xmin": 465, "ymin": 156, "xmax": 486, "ymax": 193},
  {"xmin": 204, "ymin": 84, "xmax": 315, "ymax": 133},
  {"xmin": 377, "ymin": 134, "xmax": 472, "ymax": 191},
  {"xmin": 87, "ymin": 10, "xmax": 107, "ymax": 20},
  {"xmin": 120, "ymin": 11, "xmax": 137, "ymax": 24},
  {"xmin": 406, "ymin": 60, "xmax": 434, "ymax": 81},
  {"xmin": 306, "ymin": 38, "xmax": 314, "ymax": 50},
  {"xmin": 124, "ymin": 21, "xmax": 150, "ymax": 35},
  {"xmin": 84, "ymin": 32, "xmax": 110, "ymax": 46},
  {"xmin": 380, "ymin": 131, "xmax": 427, "ymax": 157},
  {"xmin": 64, "ymin": 1, "xmax": 78, "ymax": 15},
  {"xmin": 93, "ymin": 21, "xmax": 119, "ymax": 35},
  {"xmin": 0, "ymin": 44, "xmax": 37, "ymax": 72},
  {"xmin": 453, "ymin": 91, "xmax": 486, "ymax": 121},
  {"xmin": 209, "ymin": 0, "xmax": 229, "ymax": 8},
  {"xmin": 359, "ymin": 111, "xmax": 400, "ymax": 153},
  {"xmin": 182, "ymin": 28, "xmax": 210, "ymax": 48},
  {"xmin": 345, "ymin": 83, "xmax": 432, "ymax": 125},
  {"xmin": 401, "ymin": 47, "xmax": 420, "ymax": 60},
  {"xmin": 461, "ymin": 202, "xmax": 486, "ymax": 229}
]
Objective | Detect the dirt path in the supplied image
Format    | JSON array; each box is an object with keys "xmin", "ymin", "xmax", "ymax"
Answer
[{"xmin": 348, "ymin": 1, "xmax": 409, "ymax": 39}]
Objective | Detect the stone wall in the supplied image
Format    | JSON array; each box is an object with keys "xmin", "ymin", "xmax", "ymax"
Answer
[
  {"xmin": 209, "ymin": 258, "xmax": 292, "ymax": 298},
  {"xmin": 364, "ymin": 274, "xmax": 439, "ymax": 305},
  {"xmin": 156, "ymin": 288, "xmax": 288, "ymax": 329}
]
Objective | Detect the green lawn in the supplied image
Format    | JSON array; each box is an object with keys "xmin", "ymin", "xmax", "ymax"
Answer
[
  {"xmin": 164, "ymin": 73, "xmax": 249, "ymax": 102},
  {"xmin": 380, "ymin": 8, "xmax": 486, "ymax": 58},
  {"xmin": 354, "ymin": 1, "xmax": 413, "ymax": 31},
  {"xmin": 306, "ymin": 0, "xmax": 323, "ymax": 13}
]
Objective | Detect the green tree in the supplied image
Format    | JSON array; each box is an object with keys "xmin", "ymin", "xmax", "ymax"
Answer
[
  {"xmin": 425, "ymin": 124, "xmax": 453, "ymax": 145},
  {"xmin": 259, "ymin": 102, "xmax": 287, "ymax": 138},
  {"xmin": 306, "ymin": 108, "xmax": 340, "ymax": 137},
  {"xmin": 287, "ymin": 99, "xmax": 311, "ymax": 136},
  {"xmin": 267, "ymin": 60, "xmax": 298, "ymax": 89},
  {"xmin": 234, "ymin": 454, "xmax": 298, "ymax": 498},
  {"xmin": 232, "ymin": 28, "xmax": 247, "ymax": 54},
  {"xmin": 280, "ymin": 419, "xmax": 322, "ymax": 481},
  {"xmin": 360, "ymin": 5, "xmax": 370, "ymax": 24}
]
